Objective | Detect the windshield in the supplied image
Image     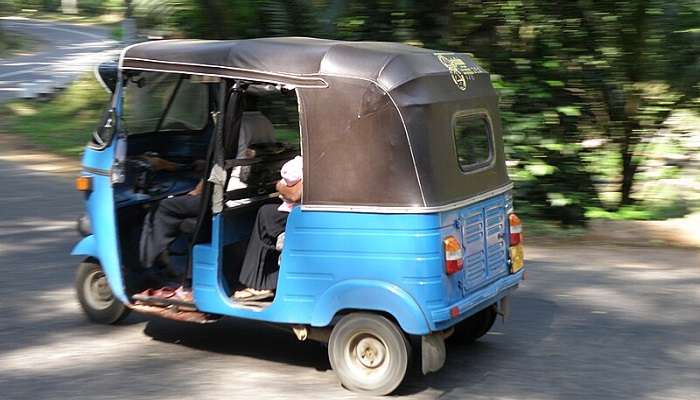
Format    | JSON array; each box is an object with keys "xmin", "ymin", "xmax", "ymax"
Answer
[{"xmin": 122, "ymin": 72, "xmax": 210, "ymax": 135}]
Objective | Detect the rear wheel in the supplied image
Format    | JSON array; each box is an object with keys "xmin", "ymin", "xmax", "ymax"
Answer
[
  {"xmin": 328, "ymin": 313, "xmax": 410, "ymax": 396},
  {"xmin": 75, "ymin": 260, "xmax": 130, "ymax": 324},
  {"xmin": 450, "ymin": 304, "xmax": 497, "ymax": 344}
]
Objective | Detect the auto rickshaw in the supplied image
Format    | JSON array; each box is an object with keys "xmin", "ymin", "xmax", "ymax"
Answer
[{"xmin": 73, "ymin": 38, "xmax": 525, "ymax": 396}]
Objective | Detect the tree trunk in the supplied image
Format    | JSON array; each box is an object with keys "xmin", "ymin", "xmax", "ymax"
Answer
[
  {"xmin": 619, "ymin": 123, "xmax": 640, "ymax": 206},
  {"xmin": 620, "ymin": 150, "xmax": 636, "ymax": 206},
  {"xmin": 617, "ymin": 1, "xmax": 648, "ymax": 207},
  {"xmin": 121, "ymin": 0, "xmax": 136, "ymax": 43},
  {"xmin": 124, "ymin": 0, "xmax": 132, "ymax": 18}
]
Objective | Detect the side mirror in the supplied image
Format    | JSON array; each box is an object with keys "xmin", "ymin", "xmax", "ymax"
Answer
[{"xmin": 95, "ymin": 60, "xmax": 118, "ymax": 93}]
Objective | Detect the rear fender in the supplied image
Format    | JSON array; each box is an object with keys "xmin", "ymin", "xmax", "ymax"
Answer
[{"xmin": 310, "ymin": 280, "xmax": 430, "ymax": 335}]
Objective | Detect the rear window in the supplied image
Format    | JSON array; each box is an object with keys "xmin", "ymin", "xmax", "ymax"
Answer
[{"xmin": 452, "ymin": 113, "xmax": 493, "ymax": 172}]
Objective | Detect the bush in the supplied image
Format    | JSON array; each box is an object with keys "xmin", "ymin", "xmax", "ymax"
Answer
[
  {"xmin": 40, "ymin": 0, "xmax": 61, "ymax": 12},
  {"xmin": 77, "ymin": 0, "xmax": 107, "ymax": 16},
  {"xmin": 1, "ymin": 0, "xmax": 60, "ymax": 13}
]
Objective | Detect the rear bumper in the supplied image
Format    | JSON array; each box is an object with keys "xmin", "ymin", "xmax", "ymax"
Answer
[{"xmin": 429, "ymin": 269, "xmax": 524, "ymax": 331}]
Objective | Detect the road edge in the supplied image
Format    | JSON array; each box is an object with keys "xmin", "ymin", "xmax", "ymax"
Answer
[{"xmin": 0, "ymin": 133, "xmax": 81, "ymax": 177}]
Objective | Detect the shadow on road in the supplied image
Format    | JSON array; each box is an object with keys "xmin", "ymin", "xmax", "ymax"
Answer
[
  {"xmin": 143, "ymin": 317, "xmax": 332, "ymax": 372},
  {"xmin": 138, "ymin": 290, "xmax": 560, "ymax": 397}
]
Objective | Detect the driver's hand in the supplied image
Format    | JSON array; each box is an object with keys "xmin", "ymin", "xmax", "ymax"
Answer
[{"xmin": 144, "ymin": 156, "xmax": 178, "ymax": 172}]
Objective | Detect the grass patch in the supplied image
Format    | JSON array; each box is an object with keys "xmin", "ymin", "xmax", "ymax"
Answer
[
  {"xmin": 0, "ymin": 30, "xmax": 42, "ymax": 58},
  {"xmin": 12, "ymin": 10, "xmax": 123, "ymax": 26},
  {"xmin": 518, "ymin": 217, "xmax": 587, "ymax": 239},
  {"xmin": 585, "ymin": 201, "xmax": 692, "ymax": 221},
  {"xmin": 0, "ymin": 75, "xmax": 110, "ymax": 158}
]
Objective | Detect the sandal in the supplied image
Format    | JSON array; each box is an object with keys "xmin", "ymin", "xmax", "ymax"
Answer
[
  {"xmin": 133, "ymin": 286, "xmax": 193, "ymax": 306},
  {"xmin": 232, "ymin": 288, "xmax": 274, "ymax": 301}
]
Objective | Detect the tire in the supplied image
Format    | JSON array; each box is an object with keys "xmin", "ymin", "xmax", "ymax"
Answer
[
  {"xmin": 328, "ymin": 313, "xmax": 411, "ymax": 396},
  {"xmin": 449, "ymin": 304, "xmax": 497, "ymax": 344},
  {"xmin": 75, "ymin": 260, "xmax": 130, "ymax": 324}
]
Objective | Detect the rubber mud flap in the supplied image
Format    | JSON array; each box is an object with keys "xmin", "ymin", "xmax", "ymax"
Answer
[{"xmin": 421, "ymin": 333, "xmax": 446, "ymax": 374}]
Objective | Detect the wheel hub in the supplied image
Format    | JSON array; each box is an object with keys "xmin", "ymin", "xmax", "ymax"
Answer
[
  {"xmin": 94, "ymin": 276, "xmax": 111, "ymax": 298},
  {"xmin": 83, "ymin": 270, "xmax": 113, "ymax": 310},
  {"xmin": 355, "ymin": 337, "xmax": 386, "ymax": 368}
]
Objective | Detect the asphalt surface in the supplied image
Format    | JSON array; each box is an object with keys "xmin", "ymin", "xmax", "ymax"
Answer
[
  {"xmin": 0, "ymin": 17, "xmax": 117, "ymax": 101},
  {"xmin": 0, "ymin": 155, "xmax": 698, "ymax": 400}
]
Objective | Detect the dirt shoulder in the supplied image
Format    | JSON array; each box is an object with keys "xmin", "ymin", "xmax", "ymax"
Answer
[
  {"xmin": 0, "ymin": 29, "xmax": 45, "ymax": 59},
  {"xmin": 0, "ymin": 133, "xmax": 81, "ymax": 176},
  {"xmin": 582, "ymin": 215, "xmax": 700, "ymax": 249}
]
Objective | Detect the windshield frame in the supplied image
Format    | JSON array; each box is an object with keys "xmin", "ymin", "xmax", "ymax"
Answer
[{"xmin": 120, "ymin": 71, "xmax": 212, "ymax": 137}]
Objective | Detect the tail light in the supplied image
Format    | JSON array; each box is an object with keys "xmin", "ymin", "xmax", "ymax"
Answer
[
  {"xmin": 443, "ymin": 235, "xmax": 464, "ymax": 275},
  {"xmin": 508, "ymin": 213, "xmax": 524, "ymax": 273},
  {"xmin": 509, "ymin": 213, "xmax": 522, "ymax": 246}
]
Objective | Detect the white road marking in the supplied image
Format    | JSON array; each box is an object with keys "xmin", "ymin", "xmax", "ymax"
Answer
[
  {"xmin": 0, "ymin": 19, "xmax": 120, "ymax": 94},
  {"xmin": 0, "ymin": 18, "xmax": 107, "ymax": 40},
  {"xmin": 0, "ymin": 65, "xmax": 49, "ymax": 79}
]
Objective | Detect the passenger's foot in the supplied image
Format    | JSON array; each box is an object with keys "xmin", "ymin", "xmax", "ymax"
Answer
[
  {"xmin": 232, "ymin": 288, "xmax": 274, "ymax": 301},
  {"xmin": 172, "ymin": 286, "xmax": 193, "ymax": 303},
  {"xmin": 134, "ymin": 285, "xmax": 193, "ymax": 304}
]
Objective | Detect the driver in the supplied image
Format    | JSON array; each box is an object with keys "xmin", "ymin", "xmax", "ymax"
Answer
[{"xmin": 138, "ymin": 157, "xmax": 202, "ymax": 294}]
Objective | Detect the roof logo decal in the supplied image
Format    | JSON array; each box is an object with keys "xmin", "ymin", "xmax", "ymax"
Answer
[{"xmin": 435, "ymin": 53, "xmax": 485, "ymax": 91}]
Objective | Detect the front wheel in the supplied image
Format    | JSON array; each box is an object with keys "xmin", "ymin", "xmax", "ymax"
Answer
[
  {"xmin": 328, "ymin": 313, "xmax": 411, "ymax": 396},
  {"xmin": 75, "ymin": 260, "xmax": 130, "ymax": 324}
]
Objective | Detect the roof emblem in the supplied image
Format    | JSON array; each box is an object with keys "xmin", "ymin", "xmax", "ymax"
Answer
[{"xmin": 435, "ymin": 53, "xmax": 485, "ymax": 91}]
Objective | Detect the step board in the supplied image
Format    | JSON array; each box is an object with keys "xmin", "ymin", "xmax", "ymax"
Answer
[{"xmin": 128, "ymin": 303, "xmax": 218, "ymax": 324}]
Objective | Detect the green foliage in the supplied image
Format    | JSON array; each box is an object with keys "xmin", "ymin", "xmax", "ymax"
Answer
[
  {"xmin": 78, "ymin": 0, "xmax": 109, "ymax": 16},
  {"xmin": 0, "ymin": 0, "xmax": 61, "ymax": 13},
  {"xmin": 586, "ymin": 201, "xmax": 691, "ymax": 221},
  {"xmin": 0, "ymin": 29, "xmax": 41, "ymax": 58},
  {"xmin": 0, "ymin": 77, "xmax": 110, "ymax": 157},
  {"xmin": 111, "ymin": 25, "xmax": 124, "ymax": 40},
  {"xmin": 2, "ymin": 0, "xmax": 697, "ymax": 226}
]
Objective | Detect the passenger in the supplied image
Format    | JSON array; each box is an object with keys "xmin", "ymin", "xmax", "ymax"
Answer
[{"xmin": 233, "ymin": 155, "xmax": 302, "ymax": 301}]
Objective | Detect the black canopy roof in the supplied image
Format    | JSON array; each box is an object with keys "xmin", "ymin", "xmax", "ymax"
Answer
[
  {"xmin": 120, "ymin": 38, "xmax": 511, "ymax": 212},
  {"xmin": 123, "ymin": 37, "xmax": 481, "ymax": 91}
]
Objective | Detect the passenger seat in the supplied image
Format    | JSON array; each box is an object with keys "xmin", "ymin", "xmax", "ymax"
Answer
[{"xmin": 226, "ymin": 111, "xmax": 278, "ymax": 208}]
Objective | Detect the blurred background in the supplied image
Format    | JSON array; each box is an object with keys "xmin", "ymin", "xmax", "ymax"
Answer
[
  {"xmin": 1, "ymin": 3, "xmax": 699, "ymax": 399},
  {"xmin": 0, "ymin": 0, "xmax": 698, "ymax": 236}
]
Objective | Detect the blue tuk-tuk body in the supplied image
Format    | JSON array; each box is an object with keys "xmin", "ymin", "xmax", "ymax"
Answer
[{"xmin": 72, "ymin": 38, "xmax": 525, "ymax": 396}]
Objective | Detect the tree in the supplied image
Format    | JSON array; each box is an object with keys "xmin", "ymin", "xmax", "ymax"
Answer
[
  {"xmin": 580, "ymin": 0, "xmax": 700, "ymax": 206},
  {"xmin": 441, "ymin": 0, "xmax": 699, "ymax": 218},
  {"xmin": 128, "ymin": 0, "xmax": 699, "ymax": 223}
]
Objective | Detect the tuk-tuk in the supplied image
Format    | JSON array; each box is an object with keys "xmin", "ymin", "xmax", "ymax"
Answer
[{"xmin": 73, "ymin": 38, "xmax": 525, "ymax": 396}]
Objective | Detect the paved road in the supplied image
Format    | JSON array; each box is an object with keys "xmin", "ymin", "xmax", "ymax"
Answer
[
  {"xmin": 0, "ymin": 157, "xmax": 698, "ymax": 400},
  {"xmin": 0, "ymin": 17, "xmax": 118, "ymax": 101}
]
